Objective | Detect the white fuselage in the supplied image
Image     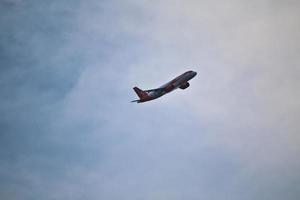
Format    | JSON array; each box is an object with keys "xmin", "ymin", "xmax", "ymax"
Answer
[
  {"xmin": 132, "ymin": 70, "xmax": 197, "ymax": 103},
  {"xmin": 147, "ymin": 71, "xmax": 197, "ymax": 99}
]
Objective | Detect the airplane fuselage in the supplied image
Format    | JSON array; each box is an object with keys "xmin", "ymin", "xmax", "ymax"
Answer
[{"xmin": 132, "ymin": 70, "xmax": 197, "ymax": 103}]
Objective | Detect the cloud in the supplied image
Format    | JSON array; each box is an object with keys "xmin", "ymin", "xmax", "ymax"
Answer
[{"xmin": 1, "ymin": 0, "xmax": 299, "ymax": 199}]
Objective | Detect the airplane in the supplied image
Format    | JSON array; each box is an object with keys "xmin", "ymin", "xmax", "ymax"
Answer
[{"xmin": 131, "ymin": 70, "xmax": 197, "ymax": 103}]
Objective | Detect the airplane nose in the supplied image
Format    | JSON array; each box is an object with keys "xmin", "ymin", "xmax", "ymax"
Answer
[{"xmin": 193, "ymin": 71, "xmax": 197, "ymax": 77}]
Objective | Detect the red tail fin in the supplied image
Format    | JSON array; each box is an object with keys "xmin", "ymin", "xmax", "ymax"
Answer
[{"xmin": 133, "ymin": 87, "xmax": 148, "ymax": 100}]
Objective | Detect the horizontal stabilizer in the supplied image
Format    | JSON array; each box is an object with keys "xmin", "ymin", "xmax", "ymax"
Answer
[{"xmin": 131, "ymin": 99, "xmax": 141, "ymax": 103}]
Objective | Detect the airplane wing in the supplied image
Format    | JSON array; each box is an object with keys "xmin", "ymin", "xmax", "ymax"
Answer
[{"xmin": 144, "ymin": 88, "xmax": 165, "ymax": 93}]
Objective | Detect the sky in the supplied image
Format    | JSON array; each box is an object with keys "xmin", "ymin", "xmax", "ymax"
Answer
[{"xmin": 0, "ymin": 0, "xmax": 300, "ymax": 199}]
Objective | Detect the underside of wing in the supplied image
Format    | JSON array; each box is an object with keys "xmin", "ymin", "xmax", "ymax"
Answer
[{"xmin": 144, "ymin": 88, "xmax": 165, "ymax": 93}]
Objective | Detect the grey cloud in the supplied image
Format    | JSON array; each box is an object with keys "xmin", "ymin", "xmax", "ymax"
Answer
[{"xmin": 1, "ymin": 0, "xmax": 300, "ymax": 200}]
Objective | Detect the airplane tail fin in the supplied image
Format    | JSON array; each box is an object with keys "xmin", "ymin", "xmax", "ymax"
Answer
[{"xmin": 133, "ymin": 87, "xmax": 148, "ymax": 98}]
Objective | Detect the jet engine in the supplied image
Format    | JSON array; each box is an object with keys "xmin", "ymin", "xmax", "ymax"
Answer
[{"xmin": 179, "ymin": 82, "xmax": 190, "ymax": 89}]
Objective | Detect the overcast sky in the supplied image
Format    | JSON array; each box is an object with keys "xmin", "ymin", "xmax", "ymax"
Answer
[{"xmin": 1, "ymin": 0, "xmax": 300, "ymax": 199}]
